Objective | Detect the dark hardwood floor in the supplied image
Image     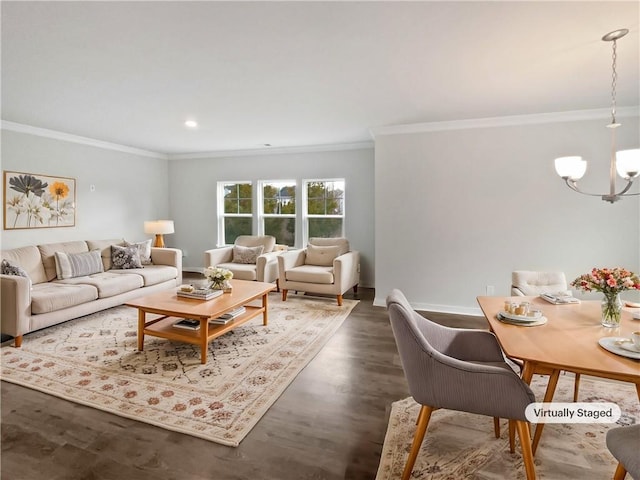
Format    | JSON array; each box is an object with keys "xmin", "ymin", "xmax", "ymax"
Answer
[{"xmin": 1, "ymin": 285, "xmax": 484, "ymax": 480}]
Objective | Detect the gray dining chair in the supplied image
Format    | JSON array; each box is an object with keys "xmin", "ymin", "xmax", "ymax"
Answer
[
  {"xmin": 386, "ymin": 289, "xmax": 537, "ymax": 480},
  {"xmin": 606, "ymin": 424, "xmax": 640, "ymax": 480}
]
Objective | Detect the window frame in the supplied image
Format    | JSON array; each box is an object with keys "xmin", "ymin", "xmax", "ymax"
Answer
[
  {"xmin": 302, "ymin": 178, "xmax": 345, "ymax": 245},
  {"xmin": 217, "ymin": 181, "xmax": 254, "ymax": 246},
  {"xmin": 257, "ymin": 179, "xmax": 297, "ymax": 247}
]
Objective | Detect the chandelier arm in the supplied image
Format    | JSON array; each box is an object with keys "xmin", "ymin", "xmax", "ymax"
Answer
[{"xmin": 564, "ymin": 179, "xmax": 606, "ymax": 196}]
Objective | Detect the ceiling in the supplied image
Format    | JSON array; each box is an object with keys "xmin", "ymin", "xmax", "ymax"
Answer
[{"xmin": 2, "ymin": 1, "xmax": 639, "ymax": 156}]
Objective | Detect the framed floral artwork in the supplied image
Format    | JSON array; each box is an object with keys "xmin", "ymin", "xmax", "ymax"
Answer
[{"xmin": 3, "ymin": 171, "xmax": 76, "ymax": 229}]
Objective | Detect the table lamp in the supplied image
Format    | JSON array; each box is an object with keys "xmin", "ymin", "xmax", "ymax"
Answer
[{"xmin": 144, "ymin": 220, "xmax": 174, "ymax": 248}]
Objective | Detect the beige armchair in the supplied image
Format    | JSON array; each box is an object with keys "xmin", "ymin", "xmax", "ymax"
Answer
[
  {"xmin": 277, "ymin": 237, "xmax": 359, "ymax": 306},
  {"xmin": 204, "ymin": 235, "xmax": 281, "ymax": 288}
]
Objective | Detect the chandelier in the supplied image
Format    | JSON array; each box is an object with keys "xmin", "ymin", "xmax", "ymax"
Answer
[{"xmin": 554, "ymin": 28, "xmax": 639, "ymax": 203}]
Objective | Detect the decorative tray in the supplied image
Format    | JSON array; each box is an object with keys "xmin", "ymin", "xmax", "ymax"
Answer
[{"xmin": 498, "ymin": 310, "xmax": 543, "ymax": 322}]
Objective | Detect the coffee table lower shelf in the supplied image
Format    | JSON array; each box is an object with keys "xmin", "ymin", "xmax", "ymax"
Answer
[{"xmin": 138, "ymin": 306, "xmax": 265, "ymax": 364}]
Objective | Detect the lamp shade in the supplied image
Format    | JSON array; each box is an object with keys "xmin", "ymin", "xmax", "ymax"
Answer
[
  {"xmin": 554, "ymin": 156, "xmax": 587, "ymax": 180},
  {"xmin": 144, "ymin": 220, "xmax": 175, "ymax": 235},
  {"xmin": 615, "ymin": 149, "xmax": 640, "ymax": 179}
]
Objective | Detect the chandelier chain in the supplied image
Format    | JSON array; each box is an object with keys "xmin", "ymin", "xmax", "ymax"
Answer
[{"xmin": 610, "ymin": 39, "xmax": 618, "ymax": 124}]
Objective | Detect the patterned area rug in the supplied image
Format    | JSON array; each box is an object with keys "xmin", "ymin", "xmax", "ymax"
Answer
[
  {"xmin": 0, "ymin": 295, "xmax": 357, "ymax": 446},
  {"xmin": 376, "ymin": 375, "xmax": 639, "ymax": 479}
]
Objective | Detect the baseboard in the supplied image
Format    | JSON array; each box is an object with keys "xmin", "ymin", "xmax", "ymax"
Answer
[{"xmin": 373, "ymin": 295, "xmax": 483, "ymax": 316}]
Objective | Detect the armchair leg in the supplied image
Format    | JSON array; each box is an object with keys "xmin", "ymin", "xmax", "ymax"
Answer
[
  {"xmin": 282, "ymin": 289, "xmax": 288, "ymax": 302},
  {"xmin": 402, "ymin": 405, "xmax": 433, "ymax": 480},
  {"xmin": 336, "ymin": 294, "xmax": 343, "ymax": 306},
  {"xmin": 276, "ymin": 279, "xmax": 280, "ymax": 293},
  {"xmin": 515, "ymin": 421, "xmax": 536, "ymax": 480},
  {"xmin": 613, "ymin": 462, "xmax": 627, "ymax": 480},
  {"xmin": 573, "ymin": 373, "xmax": 581, "ymax": 402},
  {"xmin": 14, "ymin": 335, "xmax": 23, "ymax": 348},
  {"xmin": 353, "ymin": 284, "xmax": 358, "ymax": 294}
]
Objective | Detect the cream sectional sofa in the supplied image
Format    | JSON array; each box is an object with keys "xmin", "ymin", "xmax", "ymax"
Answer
[{"xmin": 1, "ymin": 239, "xmax": 182, "ymax": 347}]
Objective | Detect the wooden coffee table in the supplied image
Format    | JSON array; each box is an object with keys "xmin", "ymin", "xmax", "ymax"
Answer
[{"xmin": 126, "ymin": 279, "xmax": 276, "ymax": 364}]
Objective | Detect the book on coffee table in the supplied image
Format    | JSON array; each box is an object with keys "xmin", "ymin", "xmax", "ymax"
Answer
[
  {"xmin": 177, "ymin": 288, "xmax": 223, "ymax": 300},
  {"xmin": 210, "ymin": 306, "xmax": 246, "ymax": 324},
  {"xmin": 173, "ymin": 318, "xmax": 201, "ymax": 330}
]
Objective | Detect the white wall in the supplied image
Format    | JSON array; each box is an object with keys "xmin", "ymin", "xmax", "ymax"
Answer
[
  {"xmin": 374, "ymin": 115, "xmax": 640, "ymax": 313},
  {"xmin": 0, "ymin": 129, "xmax": 170, "ymax": 250},
  {"xmin": 168, "ymin": 147, "xmax": 376, "ymax": 287}
]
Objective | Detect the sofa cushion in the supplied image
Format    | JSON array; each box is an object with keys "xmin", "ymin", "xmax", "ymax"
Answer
[
  {"xmin": 216, "ymin": 262, "xmax": 257, "ymax": 281},
  {"xmin": 108, "ymin": 265, "xmax": 178, "ymax": 286},
  {"xmin": 232, "ymin": 245, "xmax": 264, "ymax": 264},
  {"xmin": 86, "ymin": 239, "xmax": 125, "ymax": 271},
  {"xmin": 56, "ymin": 272, "xmax": 143, "ymax": 298},
  {"xmin": 285, "ymin": 265, "xmax": 334, "ymax": 284},
  {"xmin": 38, "ymin": 241, "xmax": 89, "ymax": 281},
  {"xmin": 111, "ymin": 245, "xmax": 142, "ymax": 269},
  {"xmin": 125, "ymin": 239, "xmax": 153, "ymax": 265},
  {"xmin": 54, "ymin": 250, "xmax": 104, "ymax": 279},
  {"xmin": 305, "ymin": 244, "xmax": 341, "ymax": 267},
  {"xmin": 1, "ymin": 245, "xmax": 48, "ymax": 284},
  {"xmin": 31, "ymin": 282, "xmax": 98, "ymax": 314}
]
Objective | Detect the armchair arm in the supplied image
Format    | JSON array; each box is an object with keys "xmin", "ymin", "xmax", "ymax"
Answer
[
  {"xmin": 256, "ymin": 251, "xmax": 282, "ymax": 283},
  {"xmin": 1, "ymin": 274, "xmax": 31, "ymax": 338},
  {"xmin": 332, "ymin": 250, "xmax": 360, "ymax": 290},
  {"xmin": 204, "ymin": 246, "xmax": 233, "ymax": 267},
  {"xmin": 511, "ymin": 286, "xmax": 526, "ymax": 296}
]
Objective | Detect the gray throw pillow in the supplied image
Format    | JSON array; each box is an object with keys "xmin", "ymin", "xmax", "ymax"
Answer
[
  {"xmin": 111, "ymin": 245, "xmax": 143, "ymax": 269},
  {"xmin": 232, "ymin": 245, "xmax": 264, "ymax": 264},
  {"xmin": 125, "ymin": 239, "xmax": 153, "ymax": 265},
  {"xmin": 1, "ymin": 259, "xmax": 29, "ymax": 278}
]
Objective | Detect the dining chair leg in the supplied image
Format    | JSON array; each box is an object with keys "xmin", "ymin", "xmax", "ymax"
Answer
[
  {"xmin": 402, "ymin": 405, "xmax": 433, "ymax": 480},
  {"xmin": 508, "ymin": 420, "xmax": 516, "ymax": 453},
  {"xmin": 532, "ymin": 369, "xmax": 560, "ymax": 455},
  {"xmin": 516, "ymin": 420, "xmax": 536, "ymax": 480},
  {"xmin": 573, "ymin": 373, "xmax": 581, "ymax": 402},
  {"xmin": 493, "ymin": 417, "xmax": 500, "ymax": 438},
  {"xmin": 613, "ymin": 462, "xmax": 627, "ymax": 480},
  {"xmin": 336, "ymin": 294, "xmax": 343, "ymax": 306}
]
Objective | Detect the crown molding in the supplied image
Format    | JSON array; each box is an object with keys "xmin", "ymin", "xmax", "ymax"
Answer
[
  {"xmin": 370, "ymin": 106, "xmax": 640, "ymax": 138},
  {"xmin": 167, "ymin": 141, "xmax": 374, "ymax": 160},
  {"xmin": 1, "ymin": 120, "xmax": 168, "ymax": 159}
]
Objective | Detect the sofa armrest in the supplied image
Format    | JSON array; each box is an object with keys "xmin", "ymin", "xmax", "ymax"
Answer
[
  {"xmin": 204, "ymin": 247, "xmax": 233, "ymax": 267},
  {"xmin": 333, "ymin": 251, "xmax": 360, "ymax": 290},
  {"xmin": 151, "ymin": 247, "xmax": 182, "ymax": 285},
  {"xmin": 1, "ymin": 274, "xmax": 32, "ymax": 338}
]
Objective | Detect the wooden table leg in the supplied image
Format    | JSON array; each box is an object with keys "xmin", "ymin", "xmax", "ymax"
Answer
[
  {"xmin": 521, "ymin": 361, "xmax": 535, "ymax": 385},
  {"xmin": 532, "ymin": 369, "xmax": 560, "ymax": 455},
  {"xmin": 200, "ymin": 319, "xmax": 208, "ymax": 364},
  {"xmin": 635, "ymin": 383, "xmax": 640, "ymax": 401},
  {"xmin": 262, "ymin": 293, "xmax": 269, "ymax": 326},
  {"xmin": 137, "ymin": 309, "xmax": 145, "ymax": 352}
]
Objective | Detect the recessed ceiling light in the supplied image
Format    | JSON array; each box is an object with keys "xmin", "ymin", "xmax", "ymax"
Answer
[{"xmin": 185, "ymin": 120, "xmax": 198, "ymax": 128}]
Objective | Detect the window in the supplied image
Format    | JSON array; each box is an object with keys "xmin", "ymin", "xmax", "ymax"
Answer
[
  {"xmin": 304, "ymin": 179, "xmax": 345, "ymax": 240},
  {"xmin": 260, "ymin": 180, "xmax": 296, "ymax": 247},
  {"xmin": 219, "ymin": 182, "xmax": 252, "ymax": 244}
]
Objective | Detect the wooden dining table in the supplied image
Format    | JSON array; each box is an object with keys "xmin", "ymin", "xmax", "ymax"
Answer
[{"xmin": 477, "ymin": 296, "xmax": 640, "ymax": 453}]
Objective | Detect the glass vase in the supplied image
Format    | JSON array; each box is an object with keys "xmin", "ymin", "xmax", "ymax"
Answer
[{"xmin": 601, "ymin": 293, "xmax": 623, "ymax": 327}]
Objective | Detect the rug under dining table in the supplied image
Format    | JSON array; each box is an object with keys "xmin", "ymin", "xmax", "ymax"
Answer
[
  {"xmin": 376, "ymin": 374, "xmax": 639, "ymax": 479},
  {"xmin": 0, "ymin": 295, "xmax": 358, "ymax": 447}
]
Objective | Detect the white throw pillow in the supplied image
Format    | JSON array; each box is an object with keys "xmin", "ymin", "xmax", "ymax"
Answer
[
  {"xmin": 232, "ymin": 245, "xmax": 264, "ymax": 264},
  {"xmin": 55, "ymin": 250, "xmax": 104, "ymax": 279},
  {"xmin": 304, "ymin": 244, "xmax": 342, "ymax": 267}
]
